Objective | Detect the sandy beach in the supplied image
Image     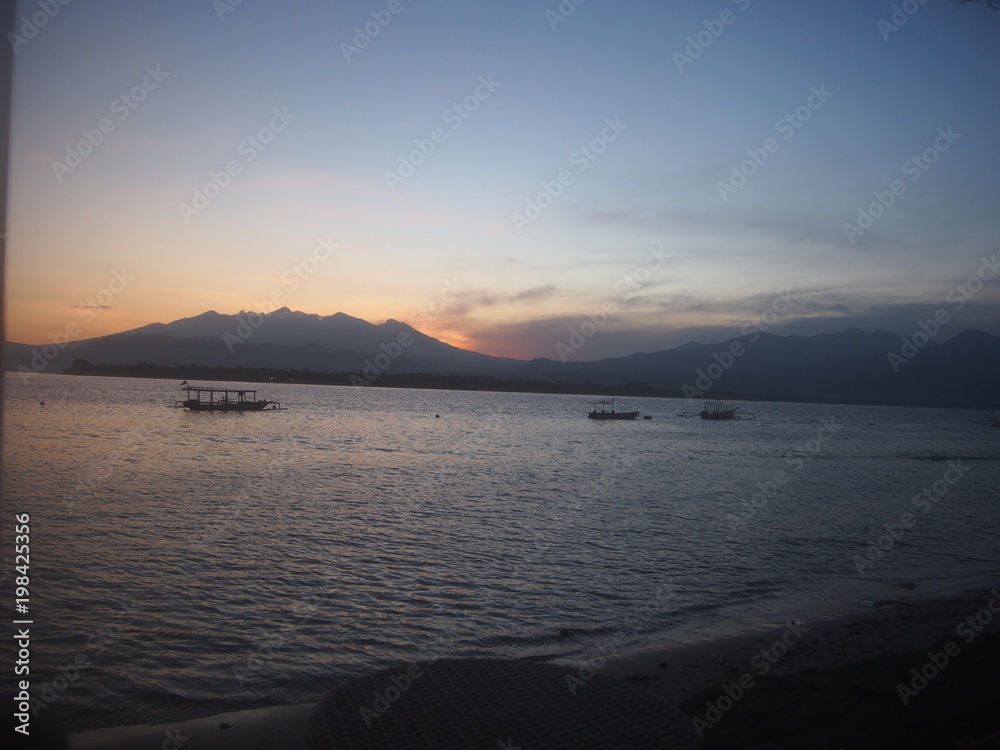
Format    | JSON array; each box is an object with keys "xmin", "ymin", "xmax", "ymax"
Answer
[
  {"xmin": 603, "ymin": 588, "xmax": 1000, "ymax": 748},
  {"xmin": 64, "ymin": 588, "xmax": 1000, "ymax": 749}
]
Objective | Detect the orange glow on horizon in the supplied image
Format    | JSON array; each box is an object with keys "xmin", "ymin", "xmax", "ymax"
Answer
[
  {"xmin": 5, "ymin": 310, "xmax": 154, "ymax": 346},
  {"xmin": 405, "ymin": 323, "xmax": 532, "ymax": 360},
  {"xmin": 413, "ymin": 327, "xmax": 476, "ymax": 352}
]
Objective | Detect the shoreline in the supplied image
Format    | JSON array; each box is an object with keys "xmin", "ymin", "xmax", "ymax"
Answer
[
  {"xmin": 23, "ymin": 367, "xmax": 1000, "ymax": 412},
  {"xmin": 598, "ymin": 587, "xmax": 1000, "ymax": 704},
  {"xmin": 66, "ymin": 587, "xmax": 1000, "ymax": 749}
]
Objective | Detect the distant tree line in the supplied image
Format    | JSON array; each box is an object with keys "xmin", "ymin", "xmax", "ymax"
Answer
[
  {"xmin": 64, "ymin": 358, "xmax": 673, "ymax": 398},
  {"xmin": 64, "ymin": 358, "xmax": 964, "ymax": 407}
]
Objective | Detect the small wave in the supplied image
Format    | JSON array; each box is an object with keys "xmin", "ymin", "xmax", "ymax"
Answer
[{"xmin": 901, "ymin": 454, "xmax": 1000, "ymax": 462}]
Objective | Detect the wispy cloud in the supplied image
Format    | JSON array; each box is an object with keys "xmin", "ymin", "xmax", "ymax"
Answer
[
  {"xmin": 439, "ymin": 287, "xmax": 1000, "ymax": 360},
  {"xmin": 510, "ymin": 284, "xmax": 557, "ymax": 302}
]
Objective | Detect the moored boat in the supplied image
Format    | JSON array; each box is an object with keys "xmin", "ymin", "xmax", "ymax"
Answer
[
  {"xmin": 697, "ymin": 400, "xmax": 756, "ymax": 420},
  {"xmin": 588, "ymin": 398, "xmax": 639, "ymax": 420},
  {"xmin": 173, "ymin": 381, "xmax": 284, "ymax": 411},
  {"xmin": 700, "ymin": 400, "xmax": 739, "ymax": 420}
]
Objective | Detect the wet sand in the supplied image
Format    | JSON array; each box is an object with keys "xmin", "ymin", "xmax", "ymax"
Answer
[
  {"xmin": 67, "ymin": 588, "xmax": 1000, "ymax": 749},
  {"xmin": 602, "ymin": 589, "xmax": 1000, "ymax": 748}
]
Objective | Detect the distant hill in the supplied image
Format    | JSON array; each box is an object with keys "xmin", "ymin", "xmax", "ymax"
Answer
[
  {"xmin": 5, "ymin": 309, "xmax": 999, "ymax": 408},
  {"xmin": 118, "ymin": 307, "xmax": 525, "ymax": 374},
  {"xmin": 500, "ymin": 328, "xmax": 1000, "ymax": 408},
  {"xmin": 5, "ymin": 308, "xmax": 522, "ymax": 379}
]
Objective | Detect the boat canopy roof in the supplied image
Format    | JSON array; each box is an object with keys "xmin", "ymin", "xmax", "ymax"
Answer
[
  {"xmin": 181, "ymin": 383, "xmax": 256, "ymax": 394},
  {"xmin": 181, "ymin": 385, "xmax": 257, "ymax": 393}
]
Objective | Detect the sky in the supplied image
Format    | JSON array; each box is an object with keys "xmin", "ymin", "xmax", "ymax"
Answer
[{"xmin": 5, "ymin": 0, "xmax": 1000, "ymax": 360}]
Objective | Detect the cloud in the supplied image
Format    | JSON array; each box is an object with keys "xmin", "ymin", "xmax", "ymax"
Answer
[
  {"xmin": 510, "ymin": 284, "xmax": 557, "ymax": 302},
  {"xmin": 436, "ymin": 286, "xmax": 1000, "ymax": 361},
  {"xmin": 442, "ymin": 285, "xmax": 559, "ymax": 317}
]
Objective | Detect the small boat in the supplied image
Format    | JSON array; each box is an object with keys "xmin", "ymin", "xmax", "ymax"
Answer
[
  {"xmin": 700, "ymin": 400, "xmax": 739, "ymax": 420},
  {"xmin": 699, "ymin": 400, "xmax": 756, "ymax": 420},
  {"xmin": 588, "ymin": 398, "xmax": 639, "ymax": 420},
  {"xmin": 174, "ymin": 381, "xmax": 284, "ymax": 412}
]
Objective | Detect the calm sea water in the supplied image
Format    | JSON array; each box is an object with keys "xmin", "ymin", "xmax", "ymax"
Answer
[{"xmin": 3, "ymin": 374, "xmax": 999, "ymax": 731}]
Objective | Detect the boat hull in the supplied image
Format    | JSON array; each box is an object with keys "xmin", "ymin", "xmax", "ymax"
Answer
[
  {"xmin": 588, "ymin": 411, "xmax": 639, "ymax": 420},
  {"xmin": 181, "ymin": 399, "xmax": 273, "ymax": 412}
]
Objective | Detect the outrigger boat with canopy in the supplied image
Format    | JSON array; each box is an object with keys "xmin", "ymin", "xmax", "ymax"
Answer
[
  {"xmin": 173, "ymin": 381, "xmax": 284, "ymax": 411},
  {"xmin": 678, "ymin": 400, "xmax": 756, "ymax": 420}
]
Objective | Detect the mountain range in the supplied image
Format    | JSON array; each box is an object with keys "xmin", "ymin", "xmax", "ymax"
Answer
[{"xmin": 6, "ymin": 308, "xmax": 1000, "ymax": 409}]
